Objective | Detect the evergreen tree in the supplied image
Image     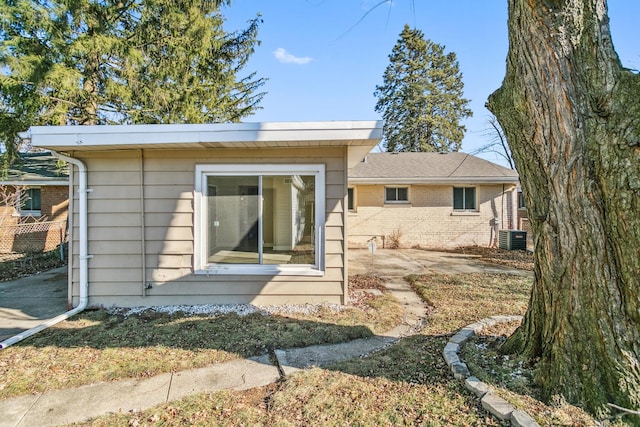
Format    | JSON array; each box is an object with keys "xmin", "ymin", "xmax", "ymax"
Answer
[
  {"xmin": 374, "ymin": 24, "xmax": 471, "ymax": 152},
  {"xmin": 0, "ymin": 0, "xmax": 266, "ymax": 161}
]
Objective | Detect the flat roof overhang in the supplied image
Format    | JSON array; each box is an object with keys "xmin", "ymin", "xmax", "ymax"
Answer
[
  {"xmin": 24, "ymin": 121, "xmax": 382, "ymax": 169},
  {"xmin": 2, "ymin": 180, "xmax": 68, "ymax": 186}
]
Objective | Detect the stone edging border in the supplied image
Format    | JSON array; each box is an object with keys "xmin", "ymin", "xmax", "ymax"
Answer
[{"xmin": 443, "ymin": 315, "xmax": 540, "ymax": 427}]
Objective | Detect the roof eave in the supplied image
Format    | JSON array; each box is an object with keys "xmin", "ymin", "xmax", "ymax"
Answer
[
  {"xmin": 1, "ymin": 180, "xmax": 69, "ymax": 186},
  {"xmin": 25, "ymin": 121, "xmax": 383, "ymax": 151},
  {"xmin": 348, "ymin": 177, "xmax": 520, "ymax": 185}
]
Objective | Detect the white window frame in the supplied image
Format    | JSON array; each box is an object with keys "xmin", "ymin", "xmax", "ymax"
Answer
[
  {"xmin": 453, "ymin": 186, "xmax": 478, "ymax": 212},
  {"xmin": 17, "ymin": 187, "xmax": 42, "ymax": 217},
  {"xmin": 384, "ymin": 186, "xmax": 409, "ymax": 204},
  {"xmin": 194, "ymin": 164, "xmax": 325, "ymax": 276}
]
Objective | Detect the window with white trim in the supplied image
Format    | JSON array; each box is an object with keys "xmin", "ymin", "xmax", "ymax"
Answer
[
  {"xmin": 18, "ymin": 187, "xmax": 42, "ymax": 216},
  {"xmin": 194, "ymin": 164, "xmax": 325, "ymax": 275},
  {"xmin": 385, "ymin": 186, "xmax": 409, "ymax": 203},
  {"xmin": 453, "ymin": 187, "xmax": 477, "ymax": 211}
]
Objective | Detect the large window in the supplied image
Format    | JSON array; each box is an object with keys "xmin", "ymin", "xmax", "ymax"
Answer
[
  {"xmin": 194, "ymin": 164, "xmax": 325, "ymax": 275},
  {"xmin": 453, "ymin": 187, "xmax": 477, "ymax": 211},
  {"xmin": 385, "ymin": 186, "xmax": 409, "ymax": 203}
]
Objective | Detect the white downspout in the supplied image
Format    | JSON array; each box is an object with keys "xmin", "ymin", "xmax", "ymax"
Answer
[{"xmin": 0, "ymin": 153, "xmax": 89, "ymax": 349}]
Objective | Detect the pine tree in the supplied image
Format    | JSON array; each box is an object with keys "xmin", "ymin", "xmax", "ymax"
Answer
[
  {"xmin": 374, "ymin": 24, "xmax": 472, "ymax": 152},
  {"xmin": 0, "ymin": 0, "xmax": 266, "ymax": 161}
]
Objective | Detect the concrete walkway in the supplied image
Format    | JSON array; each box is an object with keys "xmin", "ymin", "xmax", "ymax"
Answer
[
  {"xmin": 0, "ymin": 267, "xmax": 68, "ymax": 342},
  {"xmin": 0, "ymin": 249, "xmax": 527, "ymax": 427}
]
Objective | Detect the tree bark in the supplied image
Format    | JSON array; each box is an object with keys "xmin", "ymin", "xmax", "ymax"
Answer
[{"xmin": 487, "ymin": 0, "xmax": 640, "ymax": 418}]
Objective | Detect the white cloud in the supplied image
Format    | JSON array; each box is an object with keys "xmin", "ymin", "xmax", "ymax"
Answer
[{"xmin": 273, "ymin": 48, "xmax": 313, "ymax": 65}]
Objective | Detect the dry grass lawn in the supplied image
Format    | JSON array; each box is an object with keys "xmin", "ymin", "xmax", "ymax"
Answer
[
  {"xmin": 1, "ymin": 249, "xmax": 619, "ymax": 426},
  {"xmin": 0, "ymin": 275, "xmax": 403, "ymax": 399}
]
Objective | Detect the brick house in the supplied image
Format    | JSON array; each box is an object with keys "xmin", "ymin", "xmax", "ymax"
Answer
[
  {"xmin": 0, "ymin": 152, "xmax": 69, "ymax": 253},
  {"xmin": 347, "ymin": 152, "xmax": 520, "ymax": 249}
]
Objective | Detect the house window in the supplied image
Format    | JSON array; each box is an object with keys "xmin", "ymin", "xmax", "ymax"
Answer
[
  {"xmin": 518, "ymin": 190, "xmax": 526, "ymax": 209},
  {"xmin": 194, "ymin": 164, "xmax": 325, "ymax": 275},
  {"xmin": 385, "ymin": 187, "xmax": 409, "ymax": 203},
  {"xmin": 347, "ymin": 187, "xmax": 355, "ymax": 211},
  {"xmin": 19, "ymin": 187, "xmax": 42, "ymax": 216},
  {"xmin": 453, "ymin": 187, "xmax": 477, "ymax": 211}
]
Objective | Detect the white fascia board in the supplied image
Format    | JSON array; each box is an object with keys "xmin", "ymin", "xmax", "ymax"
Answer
[
  {"xmin": 1, "ymin": 180, "xmax": 68, "ymax": 186},
  {"xmin": 26, "ymin": 121, "xmax": 383, "ymax": 149},
  {"xmin": 348, "ymin": 177, "xmax": 520, "ymax": 185}
]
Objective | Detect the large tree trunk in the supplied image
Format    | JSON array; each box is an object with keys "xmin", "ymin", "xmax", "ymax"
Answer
[{"xmin": 487, "ymin": 0, "xmax": 640, "ymax": 419}]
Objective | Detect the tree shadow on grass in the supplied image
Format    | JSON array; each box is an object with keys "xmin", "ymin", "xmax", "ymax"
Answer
[
  {"xmin": 1, "ymin": 303, "xmax": 508, "ymax": 425},
  {"xmin": 326, "ymin": 334, "xmax": 452, "ymax": 386},
  {"xmin": 11, "ymin": 309, "xmax": 375, "ymax": 358}
]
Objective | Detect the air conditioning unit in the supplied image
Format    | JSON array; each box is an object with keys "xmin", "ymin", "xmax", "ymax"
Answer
[{"xmin": 499, "ymin": 230, "xmax": 527, "ymax": 250}]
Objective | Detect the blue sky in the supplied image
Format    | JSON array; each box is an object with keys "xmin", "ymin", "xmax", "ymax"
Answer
[{"xmin": 224, "ymin": 1, "xmax": 638, "ymax": 166}]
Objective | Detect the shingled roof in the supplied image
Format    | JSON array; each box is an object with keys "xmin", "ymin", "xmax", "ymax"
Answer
[
  {"xmin": 349, "ymin": 152, "xmax": 518, "ymax": 184},
  {"xmin": 3, "ymin": 152, "xmax": 69, "ymax": 185}
]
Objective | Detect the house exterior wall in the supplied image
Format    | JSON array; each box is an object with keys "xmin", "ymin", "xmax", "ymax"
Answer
[
  {"xmin": 68, "ymin": 147, "xmax": 347, "ymax": 308},
  {"xmin": 348, "ymin": 184, "xmax": 518, "ymax": 249}
]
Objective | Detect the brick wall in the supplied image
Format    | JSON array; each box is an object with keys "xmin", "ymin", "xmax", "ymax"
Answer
[
  {"xmin": 41, "ymin": 185, "xmax": 69, "ymax": 221},
  {"xmin": 0, "ymin": 185, "xmax": 68, "ymax": 253},
  {"xmin": 348, "ymin": 184, "xmax": 518, "ymax": 249}
]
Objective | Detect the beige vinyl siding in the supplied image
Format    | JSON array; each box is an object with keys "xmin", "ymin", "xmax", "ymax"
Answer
[
  {"xmin": 348, "ymin": 184, "xmax": 518, "ymax": 249},
  {"xmin": 68, "ymin": 147, "xmax": 347, "ymax": 307}
]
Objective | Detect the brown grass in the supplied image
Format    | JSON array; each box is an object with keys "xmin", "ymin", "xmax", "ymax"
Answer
[
  {"xmin": 3, "ymin": 267, "xmax": 612, "ymax": 426},
  {"xmin": 407, "ymin": 273, "xmax": 531, "ymax": 335},
  {"xmin": 448, "ymin": 246, "xmax": 534, "ymax": 271},
  {"xmin": 72, "ymin": 273, "xmax": 535, "ymax": 426},
  {"xmin": 0, "ymin": 278, "xmax": 403, "ymax": 399}
]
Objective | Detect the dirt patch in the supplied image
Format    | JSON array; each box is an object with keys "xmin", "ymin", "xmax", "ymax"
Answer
[{"xmin": 348, "ymin": 274, "xmax": 389, "ymax": 308}]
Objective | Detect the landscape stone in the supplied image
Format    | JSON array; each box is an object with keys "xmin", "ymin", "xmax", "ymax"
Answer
[
  {"xmin": 481, "ymin": 393, "xmax": 514, "ymax": 420},
  {"xmin": 443, "ymin": 342, "xmax": 460, "ymax": 354},
  {"xmin": 465, "ymin": 322, "xmax": 486, "ymax": 333},
  {"xmin": 449, "ymin": 330, "xmax": 473, "ymax": 344},
  {"xmin": 443, "ymin": 350, "xmax": 459, "ymax": 366},
  {"xmin": 511, "ymin": 409, "xmax": 540, "ymax": 427},
  {"xmin": 450, "ymin": 317, "xmax": 539, "ymax": 427},
  {"xmin": 465, "ymin": 376, "xmax": 491, "ymax": 397},
  {"xmin": 459, "ymin": 327, "xmax": 476, "ymax": 337},
  {"xmin": 491, "ymin": 315, "xmax": 522, "ymax": 323},
  {"xmin": 450, "ymin": 361, "xmax": 470, "ymax": 379},
  {"xmin": 479, "ymin": 318, "xmax": 498, "ymax": 328}
]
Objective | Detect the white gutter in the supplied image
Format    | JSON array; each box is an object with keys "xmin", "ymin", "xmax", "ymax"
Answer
[{"xmin": 0, "ymin": 152, "xmax": 90, "ymax": 349}]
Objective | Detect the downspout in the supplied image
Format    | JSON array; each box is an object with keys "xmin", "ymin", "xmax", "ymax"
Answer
[
  {"xmin": 342, "ymin": 146, "xmax": 349, "ymax": 305},
  {"xmin": 501, "ymin": 184, "xmax": 505, "ymax": 229},
  {"xmin": 139, "ymin": 150, "xmax": 148, "ymax": 297},
  {"xmin": 0, "ymin": 153, "xmax": 90, "ymax": 349}
]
